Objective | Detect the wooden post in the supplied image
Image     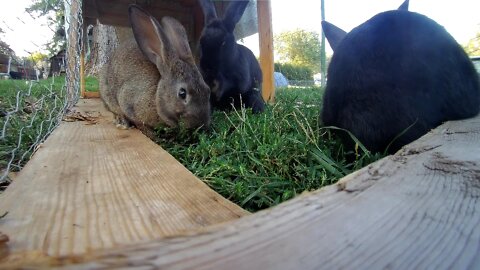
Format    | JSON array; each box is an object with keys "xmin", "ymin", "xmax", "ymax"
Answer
[
  {"xmin": 80, "ymin": 28, "xmax": 100, "ymax": 99},
  {"xmin": 257, "ymin": 0, "xmax": 275, "ymax": 103},
  {"xmin": 80, "ymin": 50, "xmax": 86, "ymax": 98},
  {"xmin": 320, "ymin": 0, "xmax": 327, "ymax": 87}
]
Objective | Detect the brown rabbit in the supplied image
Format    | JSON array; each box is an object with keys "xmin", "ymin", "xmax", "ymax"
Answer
[{"xmin": 100, "ymin": 5, "xmax": 211, "ymax": 138}]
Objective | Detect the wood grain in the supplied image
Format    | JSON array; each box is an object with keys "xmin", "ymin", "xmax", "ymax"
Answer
[
  {"xmin": 257, "ymin": 0, "xmax": 275, "ymax": 103},
  {"xmin": 81, "ymin": 91, "xmax": 100, "ymax": 98},
  {"xmin": 65, "ymin": 114, "xmax": 480, "ymax": 270},
  {"xmin": 1, "ymin": 99, "xmax": 479, "ymax": 269},
  {"xmin": 0, "ymin": 99, "xmax": 248, "ymax": 264}
]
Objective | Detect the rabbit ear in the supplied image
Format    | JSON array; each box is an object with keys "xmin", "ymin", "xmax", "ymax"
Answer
[
  {"xmin": 129, "ymin": 5, "xmax": 172, "ymax": 70},
  {"xmin": 398, "ymin": 0, "xmax": 409, "ymax": 10},
  {"xmin": 321, "ymin": 21, "xmax": 347, "ymax": 52},
  {"xmin": 160, "ymin": 17, "xmax": 195, "ymax": 65},
  {"xmin": 199, "ymin": 0, "xmax": 218, "ymax": 25},
  {"xmin": 223, "ymin": 0, "xmax": 249, "ymax": 33}
]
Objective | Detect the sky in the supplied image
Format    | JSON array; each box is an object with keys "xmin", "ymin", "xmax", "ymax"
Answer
[
  {"xmin": 248, "ymin": 0, "xmax": 480, "ymax": 56},
  {"xmin": 272, "ymin": 0, "xmax": 480, "ymax": 41},
  {"xmin": 0, "ymin": 0, "xmax": 54, "ymax": 57},
  {"xmin": 0, "ymin": 0, "xmax": 479, "ymax": 57}
]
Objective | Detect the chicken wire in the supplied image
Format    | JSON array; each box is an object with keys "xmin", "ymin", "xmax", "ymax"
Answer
[{"xmin": 0, "ymin": 0, "xmax": 82, "ymax": 186}]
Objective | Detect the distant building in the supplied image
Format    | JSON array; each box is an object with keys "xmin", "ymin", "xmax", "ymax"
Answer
[
  {"xmin": 49, "ymin": 49, "xmax": 66, "ymax": 77},
  {"xmin": 0, "ymin": 53, "xmax": 36, "ymax": 80},
  {"xmin": 0, "ymin": 53, "xmax": 11, "ymax": 78}
]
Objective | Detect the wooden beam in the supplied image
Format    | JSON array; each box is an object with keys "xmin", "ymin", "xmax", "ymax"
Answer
[
  {"xmin": 193, "ymin": 3, "xmax": 204, "ymax": 56},
  {"xmin": 83, "ymin": 0, "xmax": 99, "ymax": 21},
  {"xmin": 83, "ymin": 91, "xmax": 100, "ymax": 98},
  {"xmin": 257, "ymin": 0, "xmax": 275, "ymax": 103},
  {"xmin": 80, "ymin": 50, "xmax": 86, "ymax": 98},
  {"xmin": 0, "ymin": 99, "xmax": 248, "ymax": 265}
]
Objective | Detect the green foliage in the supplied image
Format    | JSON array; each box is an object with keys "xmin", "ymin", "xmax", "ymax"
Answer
[
  {"xmin": 29, "ymin": 52, "xmax": 48, "ymax": 64},
  {"xmin": 26, "ymin": 0, "xmax": 65, "ymax": 55},
  {"xmin": 274, "ymin": 63, "xmax": 313, "ymax": 81},
  {"xmin": 463, "ymin": 30, "xmax": 480, "ymax": 56},
  {"xmin": 0, "ymin": 27, "xmax": 15, "ymax": 58},
  {"xmin": 274, "ymin": 29, "xmax": 322, "ymax": 73},
  {"xmin": 85, "ymin": 76, "xmax": 99, "ymax": 92},
  {"xmin": 26, "ymin": 0, "xmax": 64, "ymax": 16},
  {"xmin": 156, "ymin": 88, "xmax": 383, "ymax": 212}
]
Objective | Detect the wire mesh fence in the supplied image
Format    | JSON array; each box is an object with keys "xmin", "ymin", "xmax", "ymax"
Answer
[{"xmin": 0, "ymin": 0, "xmax": 82, "ymax": 187}]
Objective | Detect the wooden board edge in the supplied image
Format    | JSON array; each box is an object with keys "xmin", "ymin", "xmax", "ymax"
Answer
[{"xmin": 81, "ymin": 91, "xmax": 100, "ymax": 98}]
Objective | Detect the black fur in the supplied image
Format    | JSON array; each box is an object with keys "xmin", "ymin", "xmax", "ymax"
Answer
[
  {"xmin": 198, "ymin": 0, "xmax": 265, "ymax": 113},
  {"xmin": 398, "ymin": 0, "xmax": 409, "ymax": 11},
  {"xmin": 322, "ymin": 10, "xmax": 480, "ymax": 154}
]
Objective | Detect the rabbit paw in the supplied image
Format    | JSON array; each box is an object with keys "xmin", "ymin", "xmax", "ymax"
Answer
[{"xmin": 114, "ymin": 115, "xmax": 133, "ymax": 130}]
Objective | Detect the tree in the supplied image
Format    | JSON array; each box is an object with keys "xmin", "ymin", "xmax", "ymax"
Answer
[
  {"xmin": 28, "ymin": 51, "xmax": 49, "ymax": 72},
  {"xmin": 26, "ymin": 0, "xmax": 65, "ymax": 55},
  {"xmin": 463, "ymin": 30, "xmax": 480, "ymax": 57},
  {"xmin": 274, "ymin": 29, "xmax": 322, "ymax": 73},
  {"xmin": 0, "ymin": 27, "xmax": 16, "ymax": 57}
]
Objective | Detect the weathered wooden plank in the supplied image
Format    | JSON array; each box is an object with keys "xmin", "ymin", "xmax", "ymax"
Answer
[
  {"xmin": 82, "ymin": 91, "xmax": 100, "ymax": 98},
  {"xmin": 0, "ymin": 99, "xmax": 248, "ymax": 264},
  {"xmin": 4, "ymin": 113, "xmax": 479, "ymax": 269}
]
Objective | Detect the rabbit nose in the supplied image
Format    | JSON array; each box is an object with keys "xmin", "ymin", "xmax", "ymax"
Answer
[
  {"xmin": 196, "ymin": 112, "xmax": 211, "ymax": 129},
  {"xmin": 182, "ymin": 111, "xmax": 211, "ymax": 129}
]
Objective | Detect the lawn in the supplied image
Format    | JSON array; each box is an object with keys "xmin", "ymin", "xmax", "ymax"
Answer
[
  {"xmin": 0, "ymin": 76, "xmax": 68, "ymax": 187},
  {"xmin": 85, "ymin": 76, "xmax": 99, "ymax": 92},
  {"xmin": 155, "ymin": 87, "xmax": 384, "ymax": 212}
]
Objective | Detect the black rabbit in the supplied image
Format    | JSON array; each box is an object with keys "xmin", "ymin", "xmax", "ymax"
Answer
[
  {"xmin": 321, "ymin": 1, "xmax": 480, "ymax": 154},
  {"xmin": 198, "ymin": 0, "xmax": 265, "ymax": 113}
]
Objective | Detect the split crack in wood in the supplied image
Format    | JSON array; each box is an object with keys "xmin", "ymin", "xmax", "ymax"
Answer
[
  {"xmin": 398, "ymin": 144, "xmax": 442, "ymax": 156},
  {"xmin": 336, "ymin": 161, "xmax": 393, "ymax": 193},
  {"xmin": 423, "ymin": 152, "xmax": 480, "ymax": 197},
  {"xmin": 423, "ymin": 152, "xmax": 479, "ymax": 176}
]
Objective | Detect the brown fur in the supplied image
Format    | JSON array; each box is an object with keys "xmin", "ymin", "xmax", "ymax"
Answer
[{"xmin": 99, "ymin": 6, "xmax": 211, "ymax": 138}]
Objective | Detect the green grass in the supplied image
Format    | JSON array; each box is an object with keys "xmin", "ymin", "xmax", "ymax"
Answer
[
  {"xmin": 156, "ymin": 87, "xmax": 384, "ymax": 212},
  {"xmin": 0, "ymin": 76, "xmax": 67, "ymax": 185},
  {"xmin": 85, "ymin": 76, "xmax": 99, "ymax": 92},
  {"xmin": 0, "ymin": 77, "xmax": 385, "ymax": 210}
]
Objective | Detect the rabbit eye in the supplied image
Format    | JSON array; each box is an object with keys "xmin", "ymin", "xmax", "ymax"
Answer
[{"xmin": 178, "ymin": 88, "xmax": 187, "ymax": 100}]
